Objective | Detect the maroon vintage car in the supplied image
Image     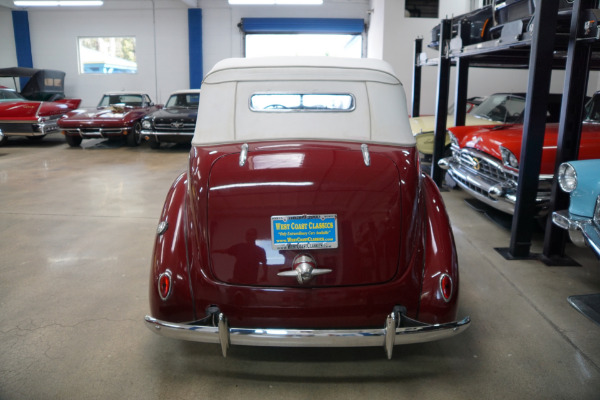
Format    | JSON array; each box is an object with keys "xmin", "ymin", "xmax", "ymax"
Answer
[
  {"xmin": 143, "ymin": 57, "xmax": 470, "ymax": 359},
  {"xmin": 58, "ymin": 92, "xmax": 161, "ymax": 147},
  {"xmin": 0, "ymin": 68, "xmax": 81, "ymax": 145}
]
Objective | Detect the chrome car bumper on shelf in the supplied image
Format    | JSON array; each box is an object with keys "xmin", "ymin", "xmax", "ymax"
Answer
[
  {"xmin": 144, "ymin": 312, "xmax": 471, "ymax": 359},
  {"xmin": 439, "ymin": 155, "xmax": 551, "ymax": 216},
  {"xmin": 552, "ymin": 210, "xmax": 600, "ymax": 258}
]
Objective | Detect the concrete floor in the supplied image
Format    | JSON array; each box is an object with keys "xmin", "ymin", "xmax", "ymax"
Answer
[{"xmin": 1, "ymin": 135, "xmax": 599, "ymax": 400}]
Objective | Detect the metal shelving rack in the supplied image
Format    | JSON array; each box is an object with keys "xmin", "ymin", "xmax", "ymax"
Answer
[{"xmin": 412, "ymin": 0, "xmax": 600, "ymax": 264}]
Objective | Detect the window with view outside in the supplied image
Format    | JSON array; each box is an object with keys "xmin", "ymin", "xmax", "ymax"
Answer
[
  {"xmin": 245, "ymin": 34, "xmax": 362, "ymax": 58},
  {"xmin": 250, "ymin": 94, "xmax": 355, "ymax": 112},
  {"xmin": 78, "ymin": 37, "xmax": 137, "ymax": 74}
]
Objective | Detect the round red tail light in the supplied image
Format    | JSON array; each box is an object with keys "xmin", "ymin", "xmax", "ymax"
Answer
[
  {"xmin": 158, "ymin": 272, "xmax": 172, "ymax": 300},
  {"xmin": 439, "ymin": 274, "xmax": 453, "ymax": 302}
]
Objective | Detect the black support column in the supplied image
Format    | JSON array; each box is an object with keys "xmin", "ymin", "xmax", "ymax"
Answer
[
  {"xmin": 542, "ymin": 0, "xmax": 593, "ymax": 260},
  {"xmin": 454, "ymin": 21, "xmax": 471, "ymax": 128},
  {"xmin": 503, "ymin": 0, "xmax": 560, "ymax": 258},
  {"xmin": 412, "ymin": 38, "xmax": 423, "ymax": 118},
  {"xmin": 431, "ymin": 19, "xmax": 452, "ymax": 186}
]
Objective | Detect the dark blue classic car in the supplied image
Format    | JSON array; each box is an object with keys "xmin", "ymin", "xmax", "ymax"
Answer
[
  {"xmin": 141, "ymin": 89, "xmax": 200, "ymax": 149},
  {"xmin": 553, "ymin": 160, "xmax": 600, "ymax": 258}
]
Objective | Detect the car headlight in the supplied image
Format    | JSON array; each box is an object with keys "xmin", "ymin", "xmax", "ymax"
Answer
[
  {"xmin": 558, "ymin": 162, "xmax": 578, "ymax": 193},
  {"xmin": 142, "ymin": 120, "xmax": 152, "ymax": 129},
  {"xmin": 500, "ymin": 146, "xmax": 519, "ymax": 169}
]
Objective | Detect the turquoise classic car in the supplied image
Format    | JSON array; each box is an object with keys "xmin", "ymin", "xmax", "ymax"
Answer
[{"xmin": 552, "ymin": 159, "xmax": 600, "ymax": 258}]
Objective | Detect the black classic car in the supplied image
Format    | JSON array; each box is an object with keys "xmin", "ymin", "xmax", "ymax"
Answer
[{"xmin": 141, "ymin": 89, "xmax": 200, "ymax": 149}]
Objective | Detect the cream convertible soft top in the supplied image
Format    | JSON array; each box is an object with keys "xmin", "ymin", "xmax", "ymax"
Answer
[{"xmin": 192, "ymin": 57, "xmax": 415, "ymax": 147}]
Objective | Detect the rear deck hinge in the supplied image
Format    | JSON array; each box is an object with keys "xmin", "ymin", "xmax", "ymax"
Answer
[
  {"xmin": 239, "ymin": 143, "xmax": 249, "ymax": 166},
  {"xmin": 361, "ymin": 143, "xmax": 370, "ymax": 167}
]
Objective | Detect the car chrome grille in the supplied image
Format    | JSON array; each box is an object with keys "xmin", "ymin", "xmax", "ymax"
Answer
[
  {"xmin": 154, "ymin": 121, "xmax": 195, "ymax": 131},
  {"xmin": 455, "ymin": 149, "xmax": 511, "ymax": 183}
]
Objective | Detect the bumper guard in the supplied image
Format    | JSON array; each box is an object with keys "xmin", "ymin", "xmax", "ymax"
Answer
[{"xmin": 552, "ymin": 210, "xmax": 600, "ymax": 258}]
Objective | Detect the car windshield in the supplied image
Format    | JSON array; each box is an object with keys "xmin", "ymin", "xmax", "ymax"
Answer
[
  {"xmin": 584, "ymin": 95, "xmax": 600, "ymax": 122},
  {"xmin": 98, "ymin": 94, "xmax": 144, "ymax": 107},
  {"xmin": 165, "ymin": 93, "xmax": 200, "ymax": 108},
  {"xmin": 0, "ymin": 88, "xmax": 26, "ymax": 102},
  {"xmin": 471, "ymin": 94, "xmax": 526, "ymax": 123}
]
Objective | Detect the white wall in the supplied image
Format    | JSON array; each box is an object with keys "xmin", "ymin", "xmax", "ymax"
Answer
[
  {"xmin": 369, "ymin": 0, "xmax": 598, "ymax": 115},
  {"xmin": 1, "ymin": 0, "xmax": 597, "ymax": 111},
  {"xmin": 13, "ymin": 0, "xmax": 189, "ymax": 107}
]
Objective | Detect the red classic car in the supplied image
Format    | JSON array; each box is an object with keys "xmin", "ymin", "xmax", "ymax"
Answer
[
  {"xmin": 58, "ymin": 92, "xmax": 161, "ymax": 147},
  {"xmin": 143, "ymin": 57, "xmax": 470, "ymax": 359},
  {"xmin": 0, "ymin": 68, "xmax": 81, "ymax": 145},
  {"xmin": 439, "ymin": 92, "xmax": 600, "ymax": 216}
]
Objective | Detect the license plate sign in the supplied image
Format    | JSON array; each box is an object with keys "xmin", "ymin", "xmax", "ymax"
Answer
[{"xmin": 271, "ymin": 214, "xmax": 338, "ymax": 250}]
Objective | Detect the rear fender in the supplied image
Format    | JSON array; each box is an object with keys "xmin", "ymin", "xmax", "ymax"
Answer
[
  {"xmin": 56, "ymin": 98, "xmax": 82, "ymax": 109},
  {"xmin": 148, "ymin": 172, "xmax": 195, "ymax": 322},
  {"xmin": 418, "ymin": 174, "xmax": 459, "ymax": 324}
]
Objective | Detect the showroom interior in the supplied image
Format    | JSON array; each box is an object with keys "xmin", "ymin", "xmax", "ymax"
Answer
[{"xmin": 0, "ymin": 0, "xmax": 599, "ymax": 399}]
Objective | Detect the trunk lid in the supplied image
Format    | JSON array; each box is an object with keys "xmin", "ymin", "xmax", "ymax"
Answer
[{"xmin": 207, "ymin": 146, "xmax": 402, "ymax": 287}]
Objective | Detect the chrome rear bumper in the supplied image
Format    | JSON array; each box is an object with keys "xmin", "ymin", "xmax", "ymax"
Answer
[{"xmin": 144, "ymin": 312, "xmax": 470, "ymax": 359}]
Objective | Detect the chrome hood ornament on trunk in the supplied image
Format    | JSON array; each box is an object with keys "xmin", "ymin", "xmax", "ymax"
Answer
[{"xmin": 277, "ymin": 253, "xmax": 332, "ymax": 285}]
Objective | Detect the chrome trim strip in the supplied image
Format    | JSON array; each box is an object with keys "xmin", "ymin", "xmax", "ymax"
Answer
[
  {"xmin": 361, "ymin": 143, "xmax": 370, "ymax": 166},
  {"xmin": 239, "ymin": 143, "xmax": 249, "ymax": 167},
  {"xmin": 64, "ymin": 128, "xmax": 126, "ymax": 138},
  {"xmin": 141, "ymin": 130, "xmax": 194, "ymax": 137},
  {"xmin": 144, "ymin": 313, "xmax": 471, "ymax": 359}
]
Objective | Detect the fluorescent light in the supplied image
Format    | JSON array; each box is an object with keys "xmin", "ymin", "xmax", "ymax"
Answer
[
  {"xmin": 229, "ymin": 0, "xmax": 323, "ymax": 4},
  {"xmin": 14, "ymin": 1, "xmax": 103, "ymax": 6}
]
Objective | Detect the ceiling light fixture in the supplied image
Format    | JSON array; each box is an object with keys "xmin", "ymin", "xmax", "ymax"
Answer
[
  {"xmin": 14, "ymin": 0, "xmax": 103, "ymax": 6},
  {"xmin": 228, "ymin": 0, "xmax": 323, "ymax": 5}
]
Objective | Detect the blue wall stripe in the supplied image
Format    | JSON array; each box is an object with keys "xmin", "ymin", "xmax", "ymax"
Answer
[
  {"xmin": 188, "ymin": 8, "xmax": 203, "ymax": 89},
  {"xmin": 11, "ymin": 10, "xmax": 34, "ymax": 89},
  {"xmin": 240, "ymin": 18, "xmax": 364, "ymax": 34}
]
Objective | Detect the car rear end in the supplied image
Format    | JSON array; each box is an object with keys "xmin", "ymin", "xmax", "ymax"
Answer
[{"xmin": 145, "ymin": 58, "xmax": 469, "ymax": 358}]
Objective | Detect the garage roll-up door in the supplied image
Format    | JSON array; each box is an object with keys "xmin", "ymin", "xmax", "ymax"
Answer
[{"xmin": 239, "ymin": 18, "xmax": 365, "ymax": 34}]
